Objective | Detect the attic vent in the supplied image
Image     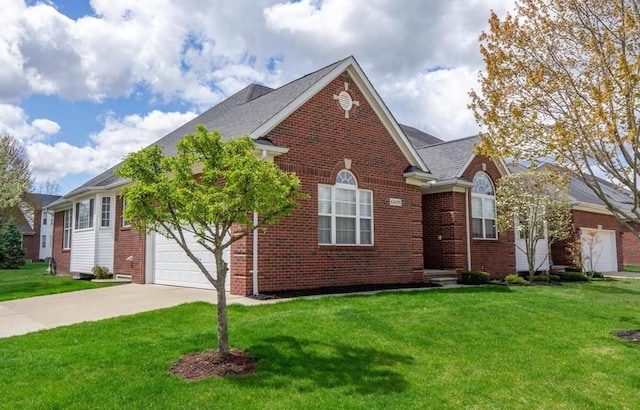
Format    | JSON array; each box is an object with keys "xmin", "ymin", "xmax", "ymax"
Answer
[
  {"xmin": 333, "ymin": 82, "xmax": 360, "ymax": 118},
  {"xmin": 338, "ymin": 91, "xmax": 353, "ymax": 112}
]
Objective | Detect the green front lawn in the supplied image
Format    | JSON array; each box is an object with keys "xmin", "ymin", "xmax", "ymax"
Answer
[
  {"xmin": 624, "ymin": 264, "xmax": 640, "ymax": 272},
  {"xmin": 1, "ymin": 280, "xmax": 640, "ymax": 409},
  {"xmin": 0, "ymin": 262, "xmax": 111, "ymax": 302}
]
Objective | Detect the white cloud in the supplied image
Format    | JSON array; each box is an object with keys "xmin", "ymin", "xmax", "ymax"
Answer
[
  {"xmin": 26, "ymin": 109, "xmax": 196, "ymax": 181},
  {"xmin": 0, "ymin": 103, "xmax": 61, "ymax": 143}
]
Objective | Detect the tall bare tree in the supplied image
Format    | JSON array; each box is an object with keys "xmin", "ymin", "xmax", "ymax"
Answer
[
  {"xmin": 0, "ymin": 135, "xmax": 31, "ymax": 228},
  {"xmin": 470, "ymin": 0, "xmax": 640, "ymax": 237}
]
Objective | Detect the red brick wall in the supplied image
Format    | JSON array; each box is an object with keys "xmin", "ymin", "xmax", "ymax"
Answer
[
  {"xmin": 22, "ymin": 210, "xmax": 41, "ymax": 261},
  {"xmin": 551, "ymin": 210, "xmax": 624, "ymax": 270},
  {"xmin": 623, "ymin": 224, "xmax": 640, "ymax": 265},
  {"xmin": 423, "ymin": 192, "xmax": 468, "ymax": 270},
  {"xmin": 113, "ymin": 195, "xmax": 146, "ymax": 283},
  {"xmin": 462, "ymin": 156, "xmax": 516, "ymax": 277},
  {"xmin": 52, "ymin": 209, "xmax": 71, "ymax": 274},
  {"xmin": 230, "ymin": 71, "xmax": 424, "ymax": 295}
]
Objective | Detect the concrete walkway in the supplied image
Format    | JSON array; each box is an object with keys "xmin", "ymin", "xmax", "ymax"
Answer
[{"xmin": 0, "ymin": 284, "xmax": 264, "ymax": 339}]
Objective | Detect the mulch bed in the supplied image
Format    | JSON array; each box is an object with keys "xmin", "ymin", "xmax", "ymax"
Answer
[
  {"xmin": 170, "ymin": 349, "xmax": 258, "ymax": 381},
  {"xmin": 611, "ymin": 329, "xmax": 640, "ymax": 343},
  {"xmin": 250, "ymin": 282, "xmax": 441, "ymax": 300}
]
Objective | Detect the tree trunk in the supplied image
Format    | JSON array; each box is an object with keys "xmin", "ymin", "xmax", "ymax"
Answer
[{"xmin": 214, "ymin": 249, "xmax": 230, "ymax": 357}]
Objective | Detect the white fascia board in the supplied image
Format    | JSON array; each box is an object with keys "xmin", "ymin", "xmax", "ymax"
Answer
[
  {"xmin": 422, "ymin": 179, "xmax": 474, "ymax": 194},
  {"xmin": 572, "ymin": 202, "xmax": 615, "ymax": 216},
  {"xmin": 403, "ymin": 170, "xmax": 437, "ymax": 186}
]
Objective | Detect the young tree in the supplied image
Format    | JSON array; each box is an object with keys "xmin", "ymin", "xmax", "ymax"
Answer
[
  {"xmin": 0, "ymin": 135, "xmax": 31, "ymax": 228},
  {"xmin": 496, "ymin": 170, "xmax": 572, "ymax": 281},
  {"xmin": 115, "ymin": 126, "xmax": 306, "ymax": 357},
  {"xmin": 470, "ymin": 0, "xmax": 640, "ymax": 237},
  {"xmin": 0, "ymin": 220, "xmax": 26, "ymax": 269}
]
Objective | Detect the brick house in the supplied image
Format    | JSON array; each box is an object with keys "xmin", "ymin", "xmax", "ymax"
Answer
[
  {"xmin": 3, "ymin": 193, "xmax": 60, "ymax": 262},
  {"xmin": 48, "ymin": 56, "xmax": 638, "ymax": 294}
]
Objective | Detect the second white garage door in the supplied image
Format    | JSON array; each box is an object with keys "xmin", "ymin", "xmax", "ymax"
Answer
[
  {"xmin": 153, "ymin": 231, "xmax": 230, "ymax": 291},
  {"xmin": 581, "ymin": 228, "xmax": 618, "ymax": 273}
]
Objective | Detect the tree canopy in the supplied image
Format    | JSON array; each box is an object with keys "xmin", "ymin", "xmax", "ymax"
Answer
[
  {"xmin": 470, "ymin": 0, "xmax": 640, "ymax": 235},
  {"xmin": 0, "ymin": 135, "xmax": 31, "ymax": 228},
  {"xmin": 496, "ymin": 170, "xmax": 572, "ymax": 280},
  {"xmin": 115, "ymin": 125, "xmax": 306, "ymax": 355}
]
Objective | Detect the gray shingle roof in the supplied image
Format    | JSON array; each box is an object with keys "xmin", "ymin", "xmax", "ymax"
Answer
[
  {"xmin": 23, "ymin": 193, "xmax": 62, "ymax": 208},
  {"xmin": 65, "ymin": 58, "xmax": 348, "ymax": 197},
  {"xmin": 400, "ymin": 124, "xmax": 442, "ymax": 149},
  {"xmin": 416, "ymin": 135, "xmax": 478, "ymax": 181}
]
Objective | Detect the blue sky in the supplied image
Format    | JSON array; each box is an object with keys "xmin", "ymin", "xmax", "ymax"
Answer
[{"xmin": 1, "ymin": 0, "xmax": 515, "ymax": 194}]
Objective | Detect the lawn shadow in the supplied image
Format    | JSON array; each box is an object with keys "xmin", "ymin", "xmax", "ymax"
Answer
[
  {"xmin": 241, "ymin": 335, "xmax": 413, "ymax": 394},
  {"xmin": 579, "ymin": 283, "xmax": 640, "ymax": 296},
  {"xmin": 428, "ymin": 285, "xmax": 513, "ymax": 294}
]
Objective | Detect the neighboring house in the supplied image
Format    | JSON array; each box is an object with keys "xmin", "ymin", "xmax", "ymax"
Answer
[
  {"xmin": 3, "ymin": 193, "xmax": 60, "ymax": 261},
  {"xmin": 549, "ymin": 168, "xmax": 636, "ymax": 272},
  {"xmin": 48, "ymin": 56, "xmax": 638, "ymax": 294}
]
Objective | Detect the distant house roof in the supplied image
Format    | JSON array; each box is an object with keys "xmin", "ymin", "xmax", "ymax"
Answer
[
  {"xmin": 23, "ymin": 193, "xmax": 61, "ymax": 208},
  {"xmin": 58, "ymin": 56, "xmax": 431, "ymax": 202},
  {"xmin": 415, "ymin": 135, "xmax": 479, "ymax": 182}
]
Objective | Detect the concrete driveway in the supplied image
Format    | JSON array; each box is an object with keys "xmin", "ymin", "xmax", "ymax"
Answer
[{"xmin": 0, "ymin": 284, "xmax": 263, "ymax": 339}]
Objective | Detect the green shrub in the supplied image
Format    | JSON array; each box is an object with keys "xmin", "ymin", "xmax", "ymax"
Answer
[
  {"xmin": 564, "ymin": 267, "xmax": 582, "ymax": 272},
  {"xmin": 532, "ymin": 274, "xmax": 561, "ymax": 282},
  {"xmin": 460, "ymin": 270, "xmax": 490, "ymax": 285},
  {"xmin": 505, "ymin": 274, "xmax": 529, "ymax": 286},
  {"xmin": 590, "ymin": 271, "xmax": 604, "ymax": 279},
  {"xmin": 91, "ymin": 265, "xmax": 111, "ymax": 279},
  {"xmin": 562, "ymin": 271, "xmax": 588, "ymax": 282},
  {"xmin": 0, "ymin": 220, "xmax": 26, "ymax": 269}
]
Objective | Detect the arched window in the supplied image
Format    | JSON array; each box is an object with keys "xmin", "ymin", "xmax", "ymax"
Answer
[
  {"xmin": 471, "ymin": 172, "xmax": 497, "ymax": 239},
  {"xmin": 318, "ymin": 170, "xmax": 373, "ymax": 245}
]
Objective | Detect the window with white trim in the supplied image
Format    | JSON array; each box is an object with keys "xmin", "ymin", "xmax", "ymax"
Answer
[
  {"xmin": 75, "ymin": 199, "xmax": 95, "ymax": 230},
  {"xmin": 101, "ymin": 197, "xmax": 111, "ymax": 228},
  {"xmin": 63, "ymin": 209, "xmax": 72, "ymax": 249},
  {"xmin": 318, "ymin": 170, "xmax": 373, "ymax": 245},
  {"xmin": 42, "ymin": 213, "xmax": 47, "ymax": 225},
  {"xmin": 122, "ymin": 198, "xmax": 131, "ymax": 227},
  {"xmin": 471, "ymin": 172, "xmax": 497, "ymax": 239},
  {"xmin": 41, "ymin": 234, "xmax": 46, "ymax": 248}
]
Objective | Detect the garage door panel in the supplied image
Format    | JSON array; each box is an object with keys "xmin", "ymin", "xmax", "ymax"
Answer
[
  {"xmin": 153, "ymin": 231, "xmax": 230, "ymax": 291},
  {"xmin": 581, "ymin": 229, "xmax": 617, "ymax": 273}
]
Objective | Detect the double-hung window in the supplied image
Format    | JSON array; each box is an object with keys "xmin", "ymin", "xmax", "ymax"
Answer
[
  {"xmin": 63, "ymin": 209, "xmax": 72, "ymax": 249},
  {"xmin": 75, "ymin": 199, "xmax": 95, "ymax": 230},
  {"xmin": 471, "ymin": 172, "xmax": 497, "ymax": 239},
  {"xmin": 318, "ymin": 170, "xmax": 373, "ymax": 245},
  {"xmin": 122, "ymin": 198, "xmax": 131, "ymax": 227},
  {"xmin": 101, "ymin": 197, "xmax": 111, "ymax": 228}
]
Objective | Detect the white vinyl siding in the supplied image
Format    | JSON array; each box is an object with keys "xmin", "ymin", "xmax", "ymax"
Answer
[
  {"xmin": 318, "ymin": 170, "xmax": 373, "ymax": 246},
  {"xmin": 70, "ymin": 229, "xmax": 96, "ymax": 273}
]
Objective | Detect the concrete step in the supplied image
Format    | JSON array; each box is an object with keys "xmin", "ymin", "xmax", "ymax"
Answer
[
  {"xmin": 424, "ymin": 269, "xmax": 458, "ymax": 286},
  {"xmin": 430, "ymin": 277, "xmax": 459, "ymax": 286}
]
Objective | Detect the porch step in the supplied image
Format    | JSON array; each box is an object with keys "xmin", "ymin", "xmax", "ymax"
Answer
[
  {"xmin": 424, "ymin": 269, "xmax": 458, "ymax": 286},
  {"xmin": 91, "ymin": 274, "xmax": 132, "ymax": 285}
]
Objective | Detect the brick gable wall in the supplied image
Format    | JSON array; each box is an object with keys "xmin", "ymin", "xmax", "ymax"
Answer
[{"xmin": 230, "ymin": 71, "xmax": 424, "ymax": 295}]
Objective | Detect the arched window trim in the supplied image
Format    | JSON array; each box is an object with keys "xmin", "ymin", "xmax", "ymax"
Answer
[
  {"xmin": 318, "ymin": 169, "xmax": 373, "ymax": 246},
  {"xmin": 471, "ymin": 172, "xmax": 497, "ymax": 239}
]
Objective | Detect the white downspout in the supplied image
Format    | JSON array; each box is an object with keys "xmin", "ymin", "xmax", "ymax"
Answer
[
  {"xmin": 465, "ymin": 188, "xmax": 472, "ymax": 271},
  {"xmin": 252, "ymin": 210, "xmax": 259, "ymax": 295},
  {"xmin": 252, "ymin": 149, "xmax": 268, "ymax": 296}
]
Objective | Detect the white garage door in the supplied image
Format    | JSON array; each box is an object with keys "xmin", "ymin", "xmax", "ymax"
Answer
[
  {"xmin": 153, "ymin": 231, "xmax": 230, "ymax": 291},
  {"xmin": 581, "ymin": 229, "xmax": 618, "ymax": 273}
]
